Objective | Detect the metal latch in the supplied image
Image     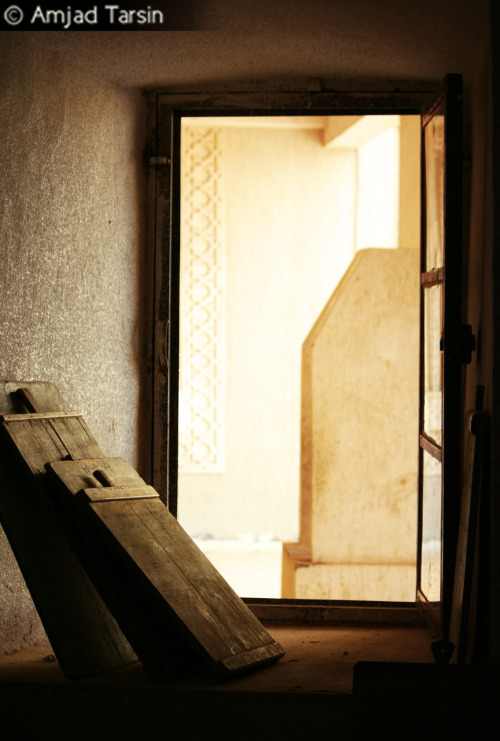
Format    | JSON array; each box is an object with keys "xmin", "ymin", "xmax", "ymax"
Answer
[
  {"xmin": 439, "ymin": 324, "xmax": 476, "ymax": 364},
  {"xmin": 460, "ymin": 324, "xmax": 476, "ymax": 364},
  {"xmin": 146, "ymin": 156, "xmax": 170, "ymax": 167}
]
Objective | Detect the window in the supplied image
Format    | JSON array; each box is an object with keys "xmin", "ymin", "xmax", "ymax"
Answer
[
  {"xmin": 146, "ymin": 81, "xmax": 466, "ymax": 631},
  {"xmin": 417, "ymin": 74, "xmax": 469, "ymax": 638}
]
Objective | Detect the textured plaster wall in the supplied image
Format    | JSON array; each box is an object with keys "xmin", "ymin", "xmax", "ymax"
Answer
[
  {"xmin": 22, "ymin": 2, "xmax": 487, "ymax": 90},
  {"xmin": 0, "ymin": 39, "xmax": 147, "ymax": 462},
  {"xmin": 0, "ymin": 521, "xmax": 43, "ymax": 651},
  {"xmin": 0, "ymin": 36, "xmax": 147, "ymax": 653}
]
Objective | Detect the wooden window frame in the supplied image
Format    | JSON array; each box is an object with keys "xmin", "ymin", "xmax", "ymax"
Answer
[
  {"xmin": 145, "ymin": 85, "xmax": 459, "ymax": 624},
  {"xmin": 417, "ymin": 74, "xmax": 465, "ymax": 639}
]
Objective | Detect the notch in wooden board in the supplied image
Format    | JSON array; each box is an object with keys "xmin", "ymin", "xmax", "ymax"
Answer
[
  {"xmin": 46, "ymin": 457, "xmax": 149, "ymax": 493},
  {"xmin": 12, "ymin": 386, "xmax": 38, "ymax": 413},
  {"xmin": 0, "ymin": 381, "xmax": 67, "ymax": 415}
]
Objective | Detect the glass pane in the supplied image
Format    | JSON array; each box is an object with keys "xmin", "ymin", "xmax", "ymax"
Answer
[
  {"xmin": 424, "ymin": 114, "xmax": 445, "ymax": 270},
  {"xmin": 420, "ymin": 449, "xmax": 442, "ymax": 605},
  {"xmin": 423, "ymin": 284, "xmax": 443, "ymax": 444}
]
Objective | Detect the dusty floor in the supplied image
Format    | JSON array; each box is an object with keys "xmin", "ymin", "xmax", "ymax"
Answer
[{"xmin": 0, "ymin": 622, "xmax": 434, "ymax": 695}]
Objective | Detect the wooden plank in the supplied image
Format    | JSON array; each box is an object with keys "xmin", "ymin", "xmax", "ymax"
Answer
[
  {"xmin": 449, "ymin": 404, "xmax": 489, "ymax": 663},
  {"xmin": 79, "ymin": 485, "xmax": 159, "ymax": 503},
  {"xmin": 421, "ymin": 267, "xmax": 445, "ymax": 287},
  {"xmin": 419, "ymin": 433, "xmax": 443, "ymax": 462},
  {"xmin": 49, "ymin": 457, "xmax": 285, "ymax": 678},
  {"xmin": 89, "ymin": 497, "xmax": 285, "ymax": 675},
  {"xmin": 2, "ymin": 416, "xmax": 103, "ymax": 475},
  {"xmin": 1, "ymin": 411, "xmax": 84, "ymax": 422},
  {"xmin": 0, "ymin": 382, "xmax": 67, "ymax": 415},
  {"xmin": 95, "ymin": 498, "xmax": 274, "ymax": 650},
  {"xmin": 47, "ymin": 457, "xmax": 149, "ymax": 493},
  {"xmin": 45, "ymin": 457, "xmax": 209, "ymax": 674},
  {"xmin": 0, "ymin": 381, "xmax": 137, "ymax": 678}
]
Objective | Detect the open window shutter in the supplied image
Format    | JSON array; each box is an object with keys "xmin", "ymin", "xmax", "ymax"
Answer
[{"xmin": 417, "ymin": 74, "xmax": 472, "ymax": 638}]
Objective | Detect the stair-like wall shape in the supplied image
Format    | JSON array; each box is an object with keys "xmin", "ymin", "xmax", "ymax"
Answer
[{"xmin": 282, "ymin": 248, "xmax": 420, "ymax": 600}]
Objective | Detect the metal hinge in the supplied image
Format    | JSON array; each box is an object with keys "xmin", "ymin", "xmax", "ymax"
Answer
[
  {"xmin": 146, "ymin": 156, "xmax": 170, "ymax": 167},
  {"xmin": 158, "ymin": 319, "xmax": 170, "ymax": 372}
]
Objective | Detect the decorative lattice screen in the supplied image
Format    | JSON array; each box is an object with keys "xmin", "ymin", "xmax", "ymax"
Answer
[{"xmin": 179, "ymin": 126, "xmax": 225, "ymax": 472}]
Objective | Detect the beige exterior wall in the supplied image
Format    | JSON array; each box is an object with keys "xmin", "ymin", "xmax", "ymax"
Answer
[
  {"xmin": 295, "ymin": 563, "xmax": 417, "ymax": 602},
  {"xmin": 357, "ymin": 125, "xmax": 400, "ymax": 250},
  {"xmin": 308, "ymin": 249, "xmax": 420, "ymax": 565},
  {"xmin": 284, "ymin": 248, "xmax": 420, "ymax": 600},
  {"xmin": 399, "ymin": 116, "xmax": 422, "ymax": 251},
  {"xmin": 177, "ymin": 114, "xmax": 421, "ymax": 603},
  {"xmin": 178, "ymin": 123, "xmax": 358, "ymax": 541},
  {"xmin": 178, "ymin": 117, "xmax": 416, "ymax": 562},
  {"xmin": 302, "ymin": 250, "xmax": 419, "ymax": 563}
]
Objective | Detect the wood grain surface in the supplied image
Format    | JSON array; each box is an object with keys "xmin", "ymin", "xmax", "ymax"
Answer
[
  {"xmin": 49, "ymin": 456, "xmax": 285, "ymax": 677},
  {"xmin": 0, "ymin": 382, "xmax": 136, "ymax": 678}
]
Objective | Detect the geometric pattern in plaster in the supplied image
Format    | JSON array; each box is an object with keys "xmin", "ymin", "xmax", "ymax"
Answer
[{"xmin": 179, "ymin": 126, "xmax": 225, "ymax": 471}]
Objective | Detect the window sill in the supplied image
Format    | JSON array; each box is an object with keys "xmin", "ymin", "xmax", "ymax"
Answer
[{"xmin": 0, "ymin": 619, "xmax": 434, "ymax": 696}]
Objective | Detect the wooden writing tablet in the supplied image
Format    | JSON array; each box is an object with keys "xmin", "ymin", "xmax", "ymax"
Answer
[
  {"xmin": 47, "ymin": 457, "xmax": 285, "ymax": 678},
  {"xmin": 0, "ymin": 381, "xmax": 136, "ymax": 679}
]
